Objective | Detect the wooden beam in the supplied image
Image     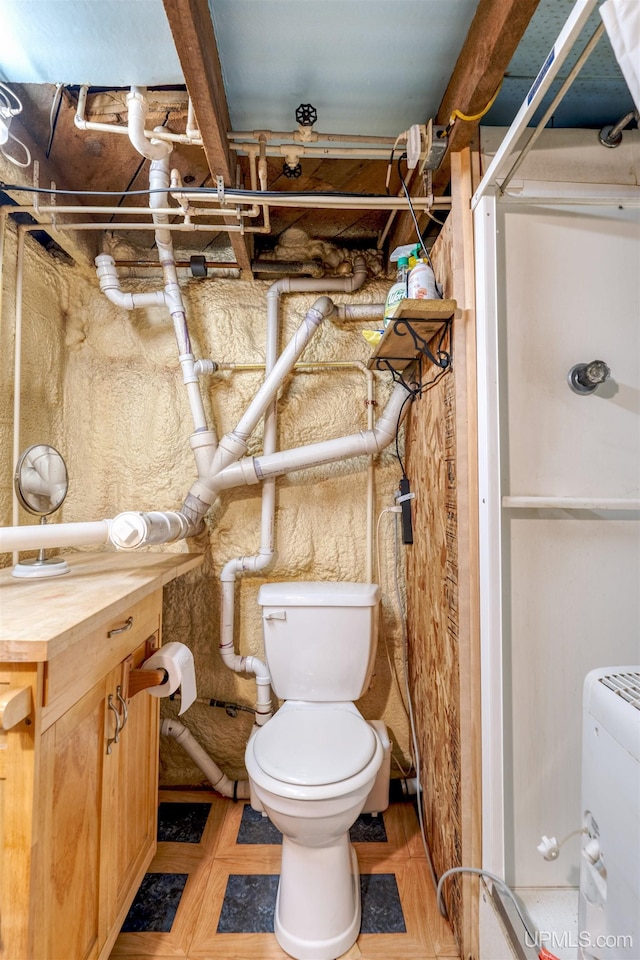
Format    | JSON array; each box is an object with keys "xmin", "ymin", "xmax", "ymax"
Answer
[
  {"xmin": 162, "ymin": 0, "xmax": 253, "ymax": 276},
  {"xmin": 0, "ymin": 115, "xmax": 99, "ymax": 270},
  {"xmin": 388, "ymin": 0, "xmax": 541, "ymax": 252}
]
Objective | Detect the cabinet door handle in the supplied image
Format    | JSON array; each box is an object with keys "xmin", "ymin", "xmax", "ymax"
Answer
[
  {"xmin": 107, "ymin": 694, "xmax": 121, "ymax": 754},
  {"xmin": 116, "ymin": 685, "xmax": 129, "ymax": 733},
  {"xmin": 107, "ymin": 616, "xmax": 133, "ymax": 638}
]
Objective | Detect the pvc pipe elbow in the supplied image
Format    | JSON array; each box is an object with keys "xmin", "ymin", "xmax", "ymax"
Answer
[{"xmin": 127, "ymin": 87, "xmax": 172, "ymax": 161}]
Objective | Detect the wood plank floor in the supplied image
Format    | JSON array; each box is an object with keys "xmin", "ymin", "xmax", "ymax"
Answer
[{"xmin": 109, "ymin": 789, "xmax": 460, "ymax": 960}]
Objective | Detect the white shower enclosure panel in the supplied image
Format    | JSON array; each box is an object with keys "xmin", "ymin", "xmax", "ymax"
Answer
[{"xmin": 475, "ymin": 186, "xmax": 640, "ymax": 888}]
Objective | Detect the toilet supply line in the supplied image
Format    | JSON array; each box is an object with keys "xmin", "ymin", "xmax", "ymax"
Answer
[{"xmin": 161, "ymin": 718, "xmax": 250, "ymax": 800}]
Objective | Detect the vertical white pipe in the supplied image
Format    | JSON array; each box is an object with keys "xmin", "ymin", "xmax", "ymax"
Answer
[
  {"xmin": 365, "ymin": 369, "xmax": 375, "ymax": 583},
  {"xmin": 149, "ymin": 155, "xmax": 208, "ymax": 433},
  {"xmin": 11, "ymin": 227, "xmax": 25, "ymax": 564}
]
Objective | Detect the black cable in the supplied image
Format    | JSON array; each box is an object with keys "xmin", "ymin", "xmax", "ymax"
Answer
[
  {"xmin": 396, "ymin": 153, "xmax": 433, "ymax": 267},
  {"xmin": 392, "ymin": 320, "xmax": 453, "ymax": 477},
  {"xmin": 0, "ymin": 181, "xmax": 428, "ymax": 201}
]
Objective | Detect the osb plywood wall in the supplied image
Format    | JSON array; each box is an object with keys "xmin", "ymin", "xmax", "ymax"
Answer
[
  {"xmin": 404, "ymin": 149, "xmax": 480, "ymax": 959},
  {"xmin": 405, "ymin": 216, "xmax": 464, "ymax": 934},
  {"xmin": 0, "ymin": 224, "xmax": 412, "ymax": 784}
]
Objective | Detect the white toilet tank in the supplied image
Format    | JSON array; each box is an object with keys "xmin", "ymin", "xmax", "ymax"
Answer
[{"xmin": 257, "ymin": 582, "xmax": 380, "ymax": 701}]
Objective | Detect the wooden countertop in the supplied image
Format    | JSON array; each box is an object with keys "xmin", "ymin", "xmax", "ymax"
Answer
[{"xmin": 0, "ymin": 551, "xmax": 202, "ymax": 662}]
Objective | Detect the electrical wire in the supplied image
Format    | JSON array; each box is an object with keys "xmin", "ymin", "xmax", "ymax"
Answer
[
  {"xmin": 0, "ymin": 181, "xmax": 438, "ymax": 201},
  {"xmin": 0, "ymin": 82, "xmax": 31, "ymax": 169},
  {"xmin": 436, "ymin": 866, "xmax": 536, "ymax": 944},
  {"xmin": 448, "ymin": 79, "xmax": 503, "ymax": 127},
  {"xmin": 46, "ymin": 83, "xmax": 64, "ymax": 158},
  {"xmin": 392, "ymin": 325, "xmax": 452, "ymax": 477},
  {"xmin": 0, "ymin": 81, "xmax": 23, "ymax": 115},
  {"xmin": 375, "ymin": 507, "xmax": 411, "ymax": 728},
  {"xmin": 396, "ymin": 153, "xmax": 433, "ymax": 266},
  {"xmin": 1, "ymin": 131, "xmax": 31, "ymax": 169},
  {"xmin": 392, "ymin": 511, "xmax": 439, "ymax": 893}
]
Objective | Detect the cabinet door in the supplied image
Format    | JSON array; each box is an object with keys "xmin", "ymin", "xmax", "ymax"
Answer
[
  {"xmin": 35, "ymin": 677, "xmax": 112, "ymax": 960},
  {"xmin": 101, "ymin": 636, "xmax": 160, "ymax": 945}
]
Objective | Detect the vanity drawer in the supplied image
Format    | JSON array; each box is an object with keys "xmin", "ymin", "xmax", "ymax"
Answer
[{"xmin": 42, "ymin": 590, "xmax": 162, "ymax": 730}]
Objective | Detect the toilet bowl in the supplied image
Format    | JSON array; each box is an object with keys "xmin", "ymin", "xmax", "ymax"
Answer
[
  {"xmin": 244, "ymin": 581, "xmax": 388, "ymax": 960},
  {"xmin": 245, "ymin": 701, "xmax": 386, "ymax": 960}
]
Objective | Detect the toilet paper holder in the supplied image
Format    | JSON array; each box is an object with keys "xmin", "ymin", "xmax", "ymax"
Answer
[{"xmin": 121, "ymin": 633, "xmax": 167, "ymax": 700}]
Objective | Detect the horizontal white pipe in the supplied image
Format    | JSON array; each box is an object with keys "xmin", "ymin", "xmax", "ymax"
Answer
[
  {"xmin": 171, "ymin": 190, "xmax": 451, "ymax": 211},
  {"xmin": 502, "ymin": 496, "xmax": 640, "ymax": 511},
  {"xmin": 0, "ymin": 520, "xmax": 112, "ymax": 553},
  {"xmin": 161, "ymin": 718, "xmax": 250, "ymax": 799},
  {"xmin": 49, "ymin": 221, "xmax": 271, "ymax": 235},
  {"xmin": 127, "ymin": 87, "xmax": 172, "ymax": 161},
  {"xmin": 330, "ymin": 303, "xmax": 386, "ymax": 322},
  {"xmin": 110, "ymin": 510, "xmax": 189, "ymax": 550},
  {"xmin": 232, "ymin": 144, "xmax": 393, "ymax": 160},
  {"xmin": 74, "ymin": 83, "xmax": 200, "ymax": 146},
  {"xmin": 228, "ymin": 130, "xmax": 396, "ymax": 145}
]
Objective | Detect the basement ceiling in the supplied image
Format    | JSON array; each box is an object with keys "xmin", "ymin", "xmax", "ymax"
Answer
[{"xmin": 0, "ymin": 0, "xmax": 635, "ymax": 275}]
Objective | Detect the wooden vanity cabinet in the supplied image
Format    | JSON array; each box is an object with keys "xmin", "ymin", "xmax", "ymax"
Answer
[{"xmin": 0, "ymin": 552, "xmax": 202, "ymax": 960}]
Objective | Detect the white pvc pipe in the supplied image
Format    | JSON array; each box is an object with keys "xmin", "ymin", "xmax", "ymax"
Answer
[
  {"xmin": 161, "ymin": 718, "xmax": 250, "ymax": 799},
  {"xmin": 201, "ymin": 296, "xmax": 335, "ymax": 485},
  {"xmin": 207, "ymin": 380, "xmax": 411, "ymax": 495},
  {"xmin": 95, "ymin": 254, "xmax": 166, "ymax": 309},
  {"xmin": 214, "ymin": 260, "xmax": 370, "ymax": 724},
  {"xmin": 0, "ymin": 520, "xmax": 112, "ymax": 553},
  {"xmin": 12, "ymin": 227, "xmax": 25, "ymax": 561},
  {"xmin": 149, "ymin": 155, "xmax": 208, "ymax": 433},
  {"xmin": 126, "ymin": 87, "xmax": 172, "ymax": 161}
]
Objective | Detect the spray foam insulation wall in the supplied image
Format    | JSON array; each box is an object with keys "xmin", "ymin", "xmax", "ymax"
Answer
[{"xmin": 0, "ymin": 230, "xmax": 412, "ymax": 784}]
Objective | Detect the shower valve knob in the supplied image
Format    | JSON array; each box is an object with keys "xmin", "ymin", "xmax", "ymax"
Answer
[{"xmin": 568, "ymin": 360, "xmax": 611, "ymax": 395}]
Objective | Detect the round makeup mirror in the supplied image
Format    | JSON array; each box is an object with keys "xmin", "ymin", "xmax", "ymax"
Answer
[{"xmin": 12, "ymin": 444, "xmax": 70, "ymax": 579}]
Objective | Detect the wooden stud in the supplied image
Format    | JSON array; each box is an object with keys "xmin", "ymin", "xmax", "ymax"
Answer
[{"xmin": 161, "ymin": 0, "xmax": 253, "ymax": 275}]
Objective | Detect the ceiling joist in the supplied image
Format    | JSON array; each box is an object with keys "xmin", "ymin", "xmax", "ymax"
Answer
[{"xmin": 162, "ymin": 0, "xmax": 253, "ymax": 276}]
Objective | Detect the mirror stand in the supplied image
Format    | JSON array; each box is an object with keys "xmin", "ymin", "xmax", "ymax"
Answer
[
  {"xmin": 12, "ymin": 517, "xmax": 71, "ymax": 579},
  {"xmin": 12, "ymin": 444, "xmax": 71, "ymax": 580}
]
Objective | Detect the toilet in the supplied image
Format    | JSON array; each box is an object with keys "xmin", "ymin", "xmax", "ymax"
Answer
[{"xmin": 244, "ymin": 581, "xmax": 391, "ymax": 960}]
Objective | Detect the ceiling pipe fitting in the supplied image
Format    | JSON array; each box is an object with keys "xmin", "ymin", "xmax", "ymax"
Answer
[{"xmin": 126, "ymin": 87, "xmax": 172, "ymax": 161}]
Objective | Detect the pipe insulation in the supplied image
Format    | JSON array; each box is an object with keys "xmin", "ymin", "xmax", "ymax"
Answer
[{"xmin": 161, "ymin": 718, "xmax": 250, "ymax": 799}]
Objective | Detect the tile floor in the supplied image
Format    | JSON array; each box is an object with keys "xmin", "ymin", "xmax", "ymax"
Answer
[{"xmin": 110, "ymin": 789, "xmax": 461, "ymax": 960}]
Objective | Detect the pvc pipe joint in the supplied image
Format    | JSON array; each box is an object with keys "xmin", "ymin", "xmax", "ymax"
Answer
[
  {"xmin": 127, "ymin": 87, "xmax": 172, "ymax": 161},
  {"xmin": 110, "ymin": 510, "xmax": 189, "ymax": 549}
]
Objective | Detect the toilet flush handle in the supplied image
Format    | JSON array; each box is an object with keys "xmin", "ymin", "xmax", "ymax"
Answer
[{"xmin": 264, "ymin": 610, "xmax": 287, "ymax": 621}]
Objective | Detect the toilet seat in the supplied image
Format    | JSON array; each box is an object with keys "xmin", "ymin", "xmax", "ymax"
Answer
[
  {"xmin": 255, "ymin": 706, "xmax": 377, "ymax": 786},
  {"xmin": 246, "ymin": 704, "xmax": 383, "ymax": 802}
]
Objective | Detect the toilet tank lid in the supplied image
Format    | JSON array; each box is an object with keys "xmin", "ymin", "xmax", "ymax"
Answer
[{"xmin": 258, "ymin": 582, "xmax": 380, "ymax": 607}]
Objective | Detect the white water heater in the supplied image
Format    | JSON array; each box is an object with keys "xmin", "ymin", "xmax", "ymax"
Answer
[{"xmin": 579, "ymin": 668, "xmax": 640, "ymax": 960}]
